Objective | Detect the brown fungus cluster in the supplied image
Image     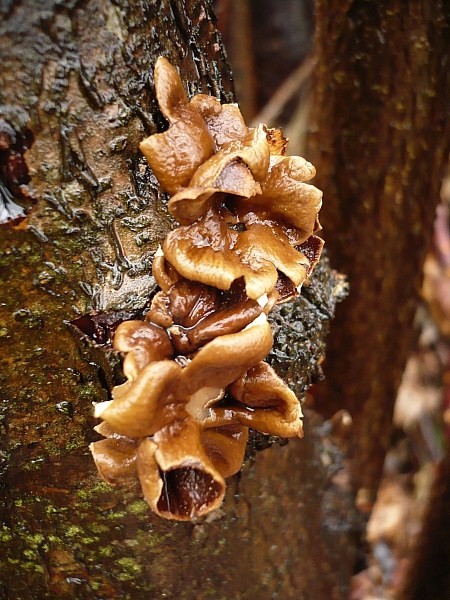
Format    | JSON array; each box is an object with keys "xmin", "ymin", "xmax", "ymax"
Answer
[{"xmin": 90, "ymin": 57, "xmax": 324, "ymax": 521}]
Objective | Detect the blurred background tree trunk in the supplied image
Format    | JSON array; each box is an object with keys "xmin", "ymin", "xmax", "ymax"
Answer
[
  {"xmin": 306, "ymin": 2, "xmax": 450, "ymax": 596},
  {"xmin": 401, "ymin": 448, "xmax": 450, "ymax": 599},
  {"xmin": 0, "ymin": 1, "xmax": 356, "ymax": 598},
  {"xmin": 306, "ymin": 0, "xmax": 450, "ymax": 505},
  {"xmin": 218, "ymin": 0, "xmax": 450, "ymax": 596}
]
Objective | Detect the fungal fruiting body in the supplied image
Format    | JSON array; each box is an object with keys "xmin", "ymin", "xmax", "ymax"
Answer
[{"xmin": 90, "ymin": 57, "xmax": 324, "ymax": 521}]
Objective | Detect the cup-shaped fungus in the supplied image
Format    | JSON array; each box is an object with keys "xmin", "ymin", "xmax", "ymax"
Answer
[
  {"xmin": 98, "ymin": 315, "xmax": 275, "ymax": 436},
  {"xmin": 139, "ymin": 58, "xmax": 215, "ymax": 195},
  {"xmin": 91, "ymin": 419, "xmax": 249, "ymax": 520},
  {"xmin": 162, "ymin": 211, "xmax": 313, "ymax": 300},
  {"xmin": 210, "ymin": 362, "xmax": 304, "ymax": 438},
  {"xmin": 90, "ymin": 422, "xmax": 138, "ymax": 484},
  {"xmin": 235, "ymin": 155, "xmax": 323, "ymax": 242},
  {"xmin": 92, "ymin": 316, "xmax": 283, "ymax": 519},
  {"xmin": 167, "ymin": 125, "xmax": 270, "ymax": 225},
  {"xmin": 92, "ymin": 315, "xmax": 303, "ymax": 519},
  {"xmin": 136, "ymin": 421, "xmax": 228, "ymax": 520},
  {"xmin": 113, "ymin": 320, "xmax": 173, "ymax": 380},
  {"xmin": 90, "ymin": 56, "xmax": 325, "ymax": 520},
  {"xmin": 140, "ymin": 56, "xmax": 322, "ymax": 302}
]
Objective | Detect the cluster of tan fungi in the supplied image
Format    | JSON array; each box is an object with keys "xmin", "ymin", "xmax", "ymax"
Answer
[{"xmin": 90, "ymin": 57, "xmax": 324, "ymax": 521}]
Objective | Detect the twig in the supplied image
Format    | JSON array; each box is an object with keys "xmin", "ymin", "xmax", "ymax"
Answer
[{"xmin": 251, "ymin": 55, "xmax": 317, "ymax": 127}]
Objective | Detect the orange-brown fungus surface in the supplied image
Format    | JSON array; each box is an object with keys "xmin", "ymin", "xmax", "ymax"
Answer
[{"xmin": 90, "ymin": 57, "xmax": 324, "ymax": 520}]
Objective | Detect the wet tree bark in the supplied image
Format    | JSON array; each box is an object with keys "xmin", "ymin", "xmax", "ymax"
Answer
[
  {"xmin": 307, "ymin": 0, "xmax": 450, "ymax": 504},
  {"xmin": 0, "ymin": 1, "xmax": 356, "ymax": 598}
]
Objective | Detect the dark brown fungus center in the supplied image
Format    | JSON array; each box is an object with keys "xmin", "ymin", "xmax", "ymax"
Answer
[
  {"xmin": 71, "ymin": 310, "xmax": 145, "ymax": 346},
  {"xmin": 157, "ymin": 467, "xmax": 223, "ymax": 518},
  {"xmin": 114, "ymin": 320, "xmax": 174, "ymax": 362},
  {"xmin": 274, "ymin": 272, "xmax": 298, "ymax": 303},
  {"xmin": 298, "ymin": 235, "xmax": 325, "ymax": 276},
  {"xmin": 168, "ymin": 279, "xmax": 219, "ymax": 326},
  {"xmin": 169, "ymin": 296, "xmax": 262, "ymax": 354}
]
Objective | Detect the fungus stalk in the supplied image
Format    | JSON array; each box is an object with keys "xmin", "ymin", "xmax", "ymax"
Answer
[{"xmin": 90, "ymin": 57, "xmax": 324, "ymax": 520}]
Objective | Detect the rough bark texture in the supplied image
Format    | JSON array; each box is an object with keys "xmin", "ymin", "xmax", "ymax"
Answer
[
  {"xmin": 307, "ymin": 0, "xmax": 450, "ymax": 501},
  {"xmin": 0, "ymin": 1, "xmax": 356, "ymax": 597}
]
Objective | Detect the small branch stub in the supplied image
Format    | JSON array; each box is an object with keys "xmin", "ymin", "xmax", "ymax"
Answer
[{"xmin": 90, "ymin": 57, "xmax": 324, "ymax": 520}]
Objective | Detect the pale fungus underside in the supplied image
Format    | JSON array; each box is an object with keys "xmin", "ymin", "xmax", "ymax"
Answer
[{"xmin": 90, "ymin": 57, "xmax": 324, "ymax": 521}]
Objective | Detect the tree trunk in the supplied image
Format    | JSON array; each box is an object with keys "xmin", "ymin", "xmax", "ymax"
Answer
[
  {"xmin": 0, "ymin": 1, "xmax": 356, "ymax": 597},
  {"xmin": 307, "ymin": 0, "xmax": 450, "ymax": 503},
  {"xmin": 401, "ymin": 446, "xmax": 450, "ymax": 599}
]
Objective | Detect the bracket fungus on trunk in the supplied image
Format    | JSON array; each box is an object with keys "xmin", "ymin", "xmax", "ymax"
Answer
[{"xmin": 90, "ymin": 57, "xmax": 324, "ymax": 520}]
